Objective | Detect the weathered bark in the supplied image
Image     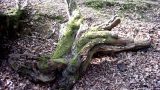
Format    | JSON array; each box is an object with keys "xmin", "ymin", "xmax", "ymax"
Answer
[{"xmin": 8, "ymin": 0, "xmax": 151, "ymax": 89}]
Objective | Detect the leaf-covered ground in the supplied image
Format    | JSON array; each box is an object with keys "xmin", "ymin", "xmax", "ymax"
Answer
[{"xmin": 0, "ymin": 0, "xmax": 160, "ymax": 89}]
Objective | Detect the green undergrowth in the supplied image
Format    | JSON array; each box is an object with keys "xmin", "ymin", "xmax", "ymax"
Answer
[
  {"xmin": 85, "ymin": 0, "xmax": 151, "ymax": 10},
  {"xmin": 118, "ymin": 1, "xmax": 152, "ymax": 19},
  {"xmin": 85, "ymin": 0, "xmax": 152, "ymax": 19},
  {"xmin": 120, "ymin": 1, "xmax": 151, "ymax": 11},
  {"xmin": 85, "ymin": 0, "xmax": 115, "ymax": 10}
]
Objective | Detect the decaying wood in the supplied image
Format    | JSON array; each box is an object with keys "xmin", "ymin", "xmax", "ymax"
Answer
[{"xmin": 7, "ymin": 0, "xmax": 151, "ymax": 89}]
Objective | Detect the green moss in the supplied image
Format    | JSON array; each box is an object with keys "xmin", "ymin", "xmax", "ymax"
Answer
[
  {"xmin": 75, "ymin": 31, "xmax": 118, "ymax": 52},
  {"xmin": 37, "ymin": 56, "xmax": 50, "ymax": 70},
  {"xmin": 66, "ymin": 56, "xmax": 80, "ymax": 74},
  {"xmin": 37, "ymin": 55, "xmax": 67, "ymax": 72},
  {"xmin": 53, "ymin": 58, "xmax": 67, "ymax": 64},
  {"xmin": 89, "ymin": 26, "xmax": 100, "ymax": 31},
  {"xmin": 70, "ymin": 56, "xmax": 78, "ymax": 65},
  {"xmin": 69, "ymin": 36, "xmax": 118, "ymax": 70},
  {"xmin": 68, "ymin": 37, "xmax": 115, "ymax": 74},
  {"xmin": 51, "ymin": 24, "xmax": 79, "ymax": 59},
  {"xmin": 52, "ymin": 10, "xmax": 83, "ymax": 59}
]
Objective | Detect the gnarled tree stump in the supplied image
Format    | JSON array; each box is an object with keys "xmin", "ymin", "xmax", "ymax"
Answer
[{"xmin": 8, "ymin": 0, "xmax": 151, "ymax": 89}]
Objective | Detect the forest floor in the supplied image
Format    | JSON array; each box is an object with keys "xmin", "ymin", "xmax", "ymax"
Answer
[{"xmin": 0, "ymin": 0, "xmax": 160, "ymax": 90}]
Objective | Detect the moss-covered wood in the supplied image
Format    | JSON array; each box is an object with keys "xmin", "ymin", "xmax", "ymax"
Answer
[{"xmin": 8, "ymin": 0, "xmax": 151, "ymax": 90}]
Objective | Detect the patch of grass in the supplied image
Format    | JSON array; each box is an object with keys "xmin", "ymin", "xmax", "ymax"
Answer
[
  {"xmin": 119, "ymin": 1, "xmax": 149, "ymax": 12},
  {"xmin": 85, "ymin": 0, "xmax": 152, "ymax": 12},
  {"xmin": 120, "ymin": 3, "xmax": 135, "ymax": 11},
  {"xmin": 85, "ymin": 0, "xmax": 152, "ymax": 20},
  {"xmin": 85, "ymin": 0, "xmax": 114, "ymax": 10},
  {"xmin": 117, "ymin": 0, "xmax": 152, "ymax": 19}
]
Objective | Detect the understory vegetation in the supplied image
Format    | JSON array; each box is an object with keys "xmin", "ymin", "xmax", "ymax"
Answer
[{"xmin": 85, "ymin": 0, "xmax": 152, "ymax": 18}]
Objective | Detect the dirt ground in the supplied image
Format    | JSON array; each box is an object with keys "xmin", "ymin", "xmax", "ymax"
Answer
[{"xmin": 0, "ymin": 0, "xmax": 160, "ymax": 90}]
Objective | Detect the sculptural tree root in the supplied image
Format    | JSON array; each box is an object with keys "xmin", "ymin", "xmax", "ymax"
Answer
[{"xmin": 8, "ymin": 0, "xmax": 151, "ymax": 89}]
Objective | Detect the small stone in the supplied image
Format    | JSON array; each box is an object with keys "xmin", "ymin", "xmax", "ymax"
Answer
[{"xmin": 117, "ymin": 63, "xmax": 127, "ymax": 72}]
